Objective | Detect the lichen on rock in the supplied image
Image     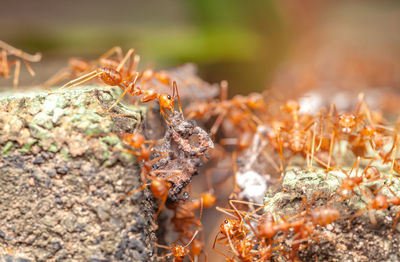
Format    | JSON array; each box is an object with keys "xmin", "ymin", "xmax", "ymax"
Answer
[
  {"xmin": 0, "ymin": 86, "xmax": 157, "ymax": 261},
  {"xmin": 264, "ymin": 167, "xmax": 400, "ymax": 262}
]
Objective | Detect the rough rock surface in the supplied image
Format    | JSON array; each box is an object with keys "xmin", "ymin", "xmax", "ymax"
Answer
[
  {"xmin": 265, "ymin": 168, "xmax": 400, "ymax": 262},
  {"xmin": 0, "ymin": 86, "xmax": 157, "ymax": 261}
]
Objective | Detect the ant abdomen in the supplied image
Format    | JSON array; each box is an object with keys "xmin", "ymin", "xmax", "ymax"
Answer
[{"xmin": 98, "ymin": 67, "xmax": 122, "ymax": 86}]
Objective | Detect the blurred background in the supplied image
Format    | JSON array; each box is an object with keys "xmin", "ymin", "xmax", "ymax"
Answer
[
  {"xmin": 2, "ymin": 0, "xmax": 398, "ymax": 96},
  {"xmin": 2, "ymin": 1, "xmax": 400, "ymax": 261}
]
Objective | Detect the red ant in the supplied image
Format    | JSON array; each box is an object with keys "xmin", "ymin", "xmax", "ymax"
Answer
[
  {"xmin": 42, "ymin": 46, "xmax": 138, "ymax": 89},
  {"xmin": 273, "ymin": 99, "xmax": 317, "ymax": 171},
  {"xmin": 56, "ymin": 57, "xmax": 183, "ymax": 123},
  {"xmin": 157, "ymin": 230, "xmax": 199, "ymax": 262},
  {"xmin": 112, "ymin": 132, "xmax": 182, "ymax": 222},
  {"xmin": 350, "ymin": 183, "xmax": 400, "ymax": 231},
  {"xmin": 187, "ymin": 80, "xmax": 261, "ymax": 138},
  {"xmin": 0, "ymin": 40, "xmax": 42, "ymax": 88}
]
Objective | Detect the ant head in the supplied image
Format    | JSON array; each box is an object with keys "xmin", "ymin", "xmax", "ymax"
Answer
[
  {"xmin": 284, "ymin": 100, "xmax": 300, "ymax": 113},
  {"xmin": 159, "ymin": 94, "xmax": 174, "ymax": 113},
  {"xmin": 172, "ymin": 245, "xmax": 186, "ymax": 260},
  {"xmin": 338, "ymin": 113, "xmax": 357, "ymax": 133},
  {"xmin": 220, "ymin": 219, "xmax": 235, "ymax": 235},
  {"xmin": 247, "ymin": 93, "xmax": 264, "ymax": 110}
]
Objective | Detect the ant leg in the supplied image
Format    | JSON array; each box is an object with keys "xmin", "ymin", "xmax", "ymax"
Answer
[
  {"xmin": 21, "ymin": 58, "xmax": 35, "ymax": 76},
  {"xmin": 308, "ymin": 123, "xmax": 317, "ymax": 171},
  {"xmin": 210, "ymin": 112, "xmax": 226, "ymax": 138},
  {"xmin": 261, "ymin": 150, "xmax": 280, "ymax": 172},
  {"xmin": 130, "ymin": 54, "xmax": 141, "ymax": 75},
  {"xmin": 160, "ymin": 109, "xmax": 173, "ymax": 125},
  {"xmin": 98, "ymin": 46, "xmax": 123, "ymax": 62},
  {"xmin": 276, "ymin": 129, "xmax": 285, "ymax": 172},
  {"xmin": 116, "ymin": 48, "xmax": 135, "ymax": 72},
  {"xmin": 327, "ymin": 130, "xmax": 335, "ymax": 171},
  {"xmin": 154, "ymin": 191, "xmax": 169, "ymax": 222},
  {"xmin": 148, "ymin": 151, "xmax": 168, "ymax": 164},
  {"xmin": 212, "ymin": 233, "xmax": 232, "ymax": 259},
  {"xmin": 105, "ymin": 75, "xmax": 139, "ymax": 112},
  {"xmin": 220, "ymin": 80, "xmax": 228, "ymax": 101},
  {"xmin": 40, "ymin": 69, "xmax": 72, "ymax": 90},
  {"xmin": 10, "ymin": 59, "xmax": 20, "ymax": 89},
  {"xmin": 1, "ymin": 50, "xmax": 9, "ymax": 77},
  {"xmin": 0, "ymin": 40, "xmax": 42, "ymax": 62},
  {"xmin": 215, "ymin": 206, "xmax": 245, "ymax": 219},
  {"xmin": 115, "ymin": 182, "xmax": 150, "ymax": 203},
  {"xmin": 391, "ymin": 210, "xmax": 400, "ymax": 234},
  {"xmin": 389, "ymin": 145, "xmax": 397, "ymax": 185},
  {"xmin": 231, "ymin": 150, "xmax": 240, "ymax": 197}
]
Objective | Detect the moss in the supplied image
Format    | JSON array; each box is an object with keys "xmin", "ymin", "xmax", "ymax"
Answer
[
  {"xmin": 101, "ymin": 136, "xmax": 121, "ymax": 146},
  {"xmin": 32, "ymin": 112, "xmax": 54, "ymax": 130},
  {"xmin": 29, "ymin": 123, "xmax": 51, "ymax": 140},
  {"xmin": 48, "ymin": 143, "xmax": 59, "ymax": 153},
  {"xmin": 2, "ymin": 141, "xmax": 14, "ymax": 156},
  {"xmin": 19, "ymin": 139, "xmax": 38, "ymax": 154},
  {"xmin": 60, "ymin": 148, "xmax": 70, "ymax": 160}
]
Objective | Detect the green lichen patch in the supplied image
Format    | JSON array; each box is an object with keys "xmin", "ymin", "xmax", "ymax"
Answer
[
  {"xmin": 2, "ymin": 141, "xmax": 14, "ymax": 156},
  {"xmin": 0, "ymin": 86, "xmax": 144, "ymax": 164}
]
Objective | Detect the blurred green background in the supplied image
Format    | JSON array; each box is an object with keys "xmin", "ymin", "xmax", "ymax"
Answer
[{"xmin": 1, "ymin": 0, "xmax": 400, "ymax": 95}]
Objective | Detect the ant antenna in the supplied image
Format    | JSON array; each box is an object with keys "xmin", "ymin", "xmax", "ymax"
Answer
[
  {"xmin": 184, "ymin": 230, "xmax": 199, "ymax": 248},
  {"xmin": 172, "ymin": 81, "xmax": 183, "ymax": 116}
]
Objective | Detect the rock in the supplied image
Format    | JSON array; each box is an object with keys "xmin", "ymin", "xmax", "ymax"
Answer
[{"xmin": 0, "ymin": 86, "xmax": 157, "ymax": 261}]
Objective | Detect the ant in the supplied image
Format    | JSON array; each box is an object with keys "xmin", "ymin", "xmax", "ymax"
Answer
[
  {"xmin": 141, "ymin": 68, "xmax": 172, "ymax": 85},
  {"xmin": 186, "ymin": 80, "xmax": 261, "ymax": 138},
  {"xmin": 157, "ymin": 230, "xmax": 199, "ymax": 262},
  {"xmin": 214, "ymin": 199, "xmax": 268, "ymax": 259},
  {"xmin": 351, "ymin": 183, "xmax": 400, "ymax": 231},
  {"xmin": 170, "ymin": 173, "xmax": 216, "ymax": 245},
  {"xmin": 42, "ymin": 46, "xmax": 137, "ymax": 89},
  {"xmin": 56, "ymin": 56, "xmax": 183, "ymax": 123},
  {"xmin": 112, "ymin": 132, "xmax": 183, "ymax": 222},
  {"xmin": 272, "ymin": 100, "xmax": 317, "ymax": 171},
  {"xmin": 0, "ymin": 40, "xmax": 42, "ymax": 89}
]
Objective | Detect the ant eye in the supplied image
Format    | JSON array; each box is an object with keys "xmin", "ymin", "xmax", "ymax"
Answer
[
  {"xmin": 224, "ymin": 220, "xmax": 228, "ymax": 224},
  {"xmin": 180, "ymin": 255, "xmax": 184, "ymax": 258},
  {"xmin": 167, "ymin": 95, "xmax": 172, "ymax": 99}
]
